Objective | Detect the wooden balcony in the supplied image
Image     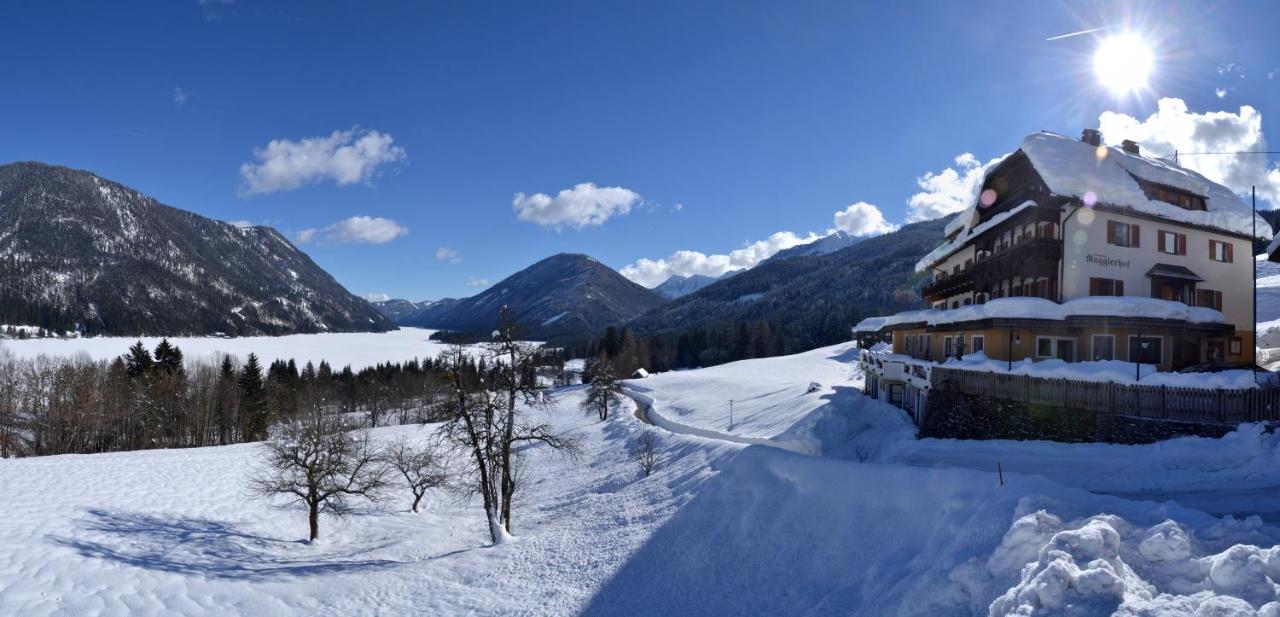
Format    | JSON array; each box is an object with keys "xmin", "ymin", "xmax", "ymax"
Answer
[{"xmin": 923, "ymin": 235, "xmax": 1062, "ymax": 303}]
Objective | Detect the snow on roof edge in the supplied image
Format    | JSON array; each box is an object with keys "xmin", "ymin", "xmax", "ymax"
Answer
[
  {"xmin": 877, "ymin": 296, "xmax": 1225, "ymax": 329},
  {"xmin": 914, "ymin": 201, "xmax": 1036, "ymax": 273}
]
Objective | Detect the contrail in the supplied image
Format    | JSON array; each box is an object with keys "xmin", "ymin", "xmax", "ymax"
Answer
[{"xmin": 1045, "ymin": 25, "xmax": 1113, "ymax": 41}]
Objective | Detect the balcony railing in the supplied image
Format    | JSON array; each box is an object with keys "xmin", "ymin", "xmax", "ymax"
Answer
[{"xmin": 923, "ymin": 233, "xmax": 1062, "ymax": 302}]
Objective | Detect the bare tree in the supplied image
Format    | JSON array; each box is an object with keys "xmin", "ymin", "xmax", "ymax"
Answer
[
  {"xmin": 383, "ymin": 435, "xmax": 448, "ymax": 513},
  {"xmin": 250, "ymin": 411, "xmax": 388, "ymax": 542},
  {"xmin": 439, "ymin": 311, "xmax": 578, "ymax": 545},
  {"xmin": 632, "ymin": 429, "xmax": 660, "ymax": 477},
  {"xmin": 581, "ymin": 357, "xmax": 622, "ymax": 421}
]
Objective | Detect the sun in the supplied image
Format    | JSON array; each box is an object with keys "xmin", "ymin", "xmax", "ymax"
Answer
[
  {"xmin": 1093, "ymin": 32, "xmax": 1154, "ymax": 95},
  {"xmin": 1094, "ymin": 33, "xmax": 1154, "ymax": 94}
]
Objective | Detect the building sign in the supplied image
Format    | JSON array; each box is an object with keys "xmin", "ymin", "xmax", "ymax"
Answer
[{"xmin": 1086, "ymin": 254, "xmax": 1130, "ymax": 269}]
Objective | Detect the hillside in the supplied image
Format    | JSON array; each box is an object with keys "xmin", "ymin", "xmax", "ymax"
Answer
[
  {"xmin": 3, "ymin": 346, "xmax": 1279, "ymax": 615},
  {"xmin": 626, "ymin": 216, "xmax": 952, "ymax": 349},
  {"xmin": 398, "ymin": 253, "xmax": 666, "ymax": 341},
  {"xmin": 653, "ymin": 274, "xmax": 720, "ymax": 299},
  {"xmin": 0, "ymin": 162, "xmax": 393, "ymax": 336}
]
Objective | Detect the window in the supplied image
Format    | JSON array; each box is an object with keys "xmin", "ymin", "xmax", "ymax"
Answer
[
  {"xmin": 1089, "ymin": 277, "xmax": 1125, "ymax": 297},
  {"xmin": 1158, "ymin": 230, "xmax": 1187, "ymax": 255},
  {"xmin": 1091, "ymin": 335, "xmax": 1115, "ymax": 361},
  {"xmin": 1107, "ymin": 221, "xmax": 1140, "ymax": 247},
  {"xmin": 971, "ymin": 335, "xmax": 985, "ymax": 354},
  {"xmin": 1230, "ymin": 337, "xmax": 1242, "ymax": 356},
  {"xmin": 1209, "ymin": 240, "xmax": 1234, "ymax": 263},
  {"xmin": 1128, "ymin": 336, "xmax": 1163, "ymax": 365},
  {"xmin": 1036, "ymin": 337, "xmax": 1076, "ymax": 361},
  {"xmin": 1207, "ymin": 339, "xmax": 1225, "ymax": 363},
  {"xmin": 1133, "ymin": 175, "xmax": 1208, "ymax": 211},
  {"xmin": 1196, "ymin": 289, "xmax": 1223, "ymax": 311}
]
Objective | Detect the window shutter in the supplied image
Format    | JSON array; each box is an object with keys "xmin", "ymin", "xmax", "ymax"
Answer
[
  {"xmin": 1177, "ymin": 234, "xmax": 1186, "ymax": 255},
  {"xmin": 1130, "ymin": 224, "xmax": 1140, "ymax": 247},
  {"xmin": 1226, "ymin": 242, "xmax": 1234, "ymax": 262},
  {"xmin": 1158, "ymin": 232, "xmax": 1167, "ymax": 253},
  {"xmin": 1116, "ymin": 280, "xmax": 1124, "ymax": 296}
]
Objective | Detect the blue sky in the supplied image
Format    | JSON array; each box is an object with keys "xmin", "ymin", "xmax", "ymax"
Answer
[{"xmin": 3, "ymin": 1, "xmax": 1280, "ymax": 299}]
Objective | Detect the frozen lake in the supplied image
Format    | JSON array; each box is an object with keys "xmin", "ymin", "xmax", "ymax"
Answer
[{"xmin": 0, "ymin": 327, "xmax": 464, "ymax": 371}]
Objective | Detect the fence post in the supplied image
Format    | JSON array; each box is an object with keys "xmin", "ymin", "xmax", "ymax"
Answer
[{"xmin": 1160, "ymin": 386, "xmax": 1167, "ymax": 419}]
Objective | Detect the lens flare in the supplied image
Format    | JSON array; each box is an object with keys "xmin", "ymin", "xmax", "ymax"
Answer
[{"xmin": 1093, "ymin": 32, "xmax": 1154, "ymax": 95}]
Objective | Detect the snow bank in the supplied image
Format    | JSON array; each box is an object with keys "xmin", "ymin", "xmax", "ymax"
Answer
[{"xmin": 938, "ymin": 351, "xmax": 1262, "ymax": 389}]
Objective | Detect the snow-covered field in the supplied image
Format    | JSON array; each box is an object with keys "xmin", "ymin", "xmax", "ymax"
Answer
[
  {"xmin": 0, "ymin": 327, "xmax": 461, "ymax": 370},
  {"xmin": 5, "ymin": 343, "xmax": 1280, "ymax": 614}
]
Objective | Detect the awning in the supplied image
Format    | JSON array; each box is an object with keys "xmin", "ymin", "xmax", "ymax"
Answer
[{"xmin": 1146, "ymin": 263, "xmax": 1204, "ymax": 282}]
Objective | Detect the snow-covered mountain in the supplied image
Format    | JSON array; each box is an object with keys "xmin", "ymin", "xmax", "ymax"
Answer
[
  {"xmin": 0, "ymin": 161, "xmax": 394, "ymax": 336},
  {"xmin": 652, "ymin": 269, "xmax": 745, "ymax": 300},
  {"xmin": 653, "ymin": 274, "xmax": 719, "ymax": 299},
  {"xmin": 371, "ymin": 298, "xmax": 434, "ymax": 321},
  {"xmin": 764, "ymin": 230, "xmax": 864, "ymax": 263},
  {"xmin": 397, "ymin": 253, "xmax": 666, "ymax": 341}
]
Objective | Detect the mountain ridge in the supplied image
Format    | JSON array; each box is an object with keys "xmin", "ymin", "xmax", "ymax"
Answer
[
  {"xmin": 397, "ymin": 253, "xmax": 666, "ymax": 341},
  {"xmin": 0, "ymin": 161, "xmax": 393, "ymax": 336}
]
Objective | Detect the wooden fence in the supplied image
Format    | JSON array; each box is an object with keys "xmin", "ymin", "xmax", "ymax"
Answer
[{"xmin": 931, "ymin": 367, "xmax": 1280, "ymax": 425}]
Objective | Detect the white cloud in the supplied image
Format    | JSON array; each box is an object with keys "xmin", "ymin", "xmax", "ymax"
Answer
[
  {"xmin": 1098, "ymin": 97, "xmax": 1280, "ymax": 206},
  {"xmin": 906, "ymin": 153, "xmax": 1004, "ymax": 222},
  {"xmin": 294, "ymin": 216, "xmax": 408, "ymax": 245},
  {"xmin": 436, "ymin": 247, "xmax": 462, "ymax": 264},
  {"xmin": 833, "ymin": 202, "xmax": 897, "ymax": 236},
  {"xmin": 238, "ymin": 127, "xmax": 406, "ymax": 195},
  {"xmin": 1215, "ymin": 88, "xmax": 1227, "ymax": 99},
  {"xmin": 364, "ymin": 293, "xmax": 391, "ymax": 302},
  {"xmin": 620, "ymin": 230, "xmax": 820, "ymax": 287},
  {"xmin": 227, "ymin": 219, "xmax": 253, "ymax": 228},
  {"xmin": 512, "ymin": 182, "xmax": 641, "ymax": 230},
  {"xmin": 467, "ymin": 277, "xmax": 490, "ymax": 288},
  {"xmin": 172, "ymin": 87, "xmax": 190, "ymax": 108},
  {"xmin": 671, "ymin": 202, "xmax": 684, "ymax": 213},
  {"xmin": 620, "ymin": 201, "xmax": 896, "ymax": 287}
]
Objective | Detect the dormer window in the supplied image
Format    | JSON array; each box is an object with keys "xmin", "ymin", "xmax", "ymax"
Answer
[{"xmin": 1129, "ymin": 173, "xmax": 1207, "ymax": 211}]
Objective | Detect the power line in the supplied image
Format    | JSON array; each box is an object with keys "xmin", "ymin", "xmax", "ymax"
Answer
[{"xmin": 1174, "ymin": 151, "xmax": 1280, "ymax": 156}]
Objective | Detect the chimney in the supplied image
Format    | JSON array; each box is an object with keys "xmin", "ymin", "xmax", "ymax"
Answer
[
  {"xmin": 1121, "ymin": 139, "xmax": 1140, "ymax": 155},
  {"xmin": 1081, "ymin": 128, "xmax": 1102, "ymax": 146}
]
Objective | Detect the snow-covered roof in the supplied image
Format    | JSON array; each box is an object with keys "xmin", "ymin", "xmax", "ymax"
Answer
[
  {"xmin": 916, "ymin": 132, "xmax": 1270, "ymax": 273},
  {"xmin": 851, "ymin": 316, "xmax": 888, "ymax": 333},
  {"xmin": 879, "ymin": 296, "xmax": 1225, "ymax": 329},
  {"xmin": 1022, "ymin": 132, "xmax": 1265, "ymax": 239},
  {"xmin": 914, "ymin": 201, "xmax": 1036, "ymax": 273}
]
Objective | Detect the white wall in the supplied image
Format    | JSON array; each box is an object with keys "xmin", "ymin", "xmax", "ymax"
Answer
[{"xmin": 1061, "ymin": 208, "xmax": 1253, "ymax": 328}]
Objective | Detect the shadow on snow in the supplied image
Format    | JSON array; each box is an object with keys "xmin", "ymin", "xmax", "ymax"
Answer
[{"xmin": 47, "ymin": 508, "xmax": 402, "ymax": 581}]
